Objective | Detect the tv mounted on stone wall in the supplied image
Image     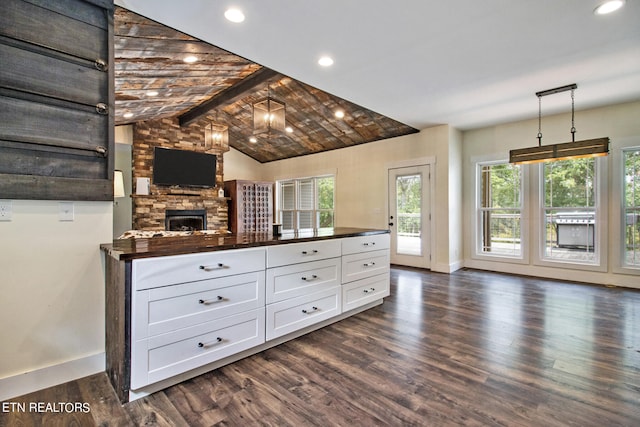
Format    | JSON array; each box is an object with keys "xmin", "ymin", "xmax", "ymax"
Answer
[{"xmin": 152, "ymin": 147, "xmax": 217, "ymax": 188}]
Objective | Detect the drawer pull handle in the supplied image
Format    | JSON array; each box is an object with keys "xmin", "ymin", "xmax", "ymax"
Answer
[
  {"xmin": 363, "ymin": 242, "xmax": 376, "ymax": 246},
  {"xmin": 301, "ymin": 275, "xmax": 318, "ymax": 281},
  {"xmin": 199, "ymin": 263, "xmax": 226, "ymax": 271},
  {"xmin": 363, "ymin": 287, "xmax": 376, "ymax": 293},
  {"xmin": 301, "ymin": 250, "xmax": 318, "ymax": 255},
  {"xmin": 302, "ymin": 306, "xmax": 318, "ymax": 314},
  {"xmin": 198, "ymin": 337, "xmax": 223, "ymax": 348},
  {"xmin": 199, "ymin": 296, "xmax": 224, "ymax": 304},
  {"xmin": 363, "ymin": 262, "xmax": 376, "ymax": 267}
]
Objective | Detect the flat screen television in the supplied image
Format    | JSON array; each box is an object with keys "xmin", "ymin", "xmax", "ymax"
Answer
[{"xmin": 152, "ymin": 147, "xmax": 217, "ymax": 188}]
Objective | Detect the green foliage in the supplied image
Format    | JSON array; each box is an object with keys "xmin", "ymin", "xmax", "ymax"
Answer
[
  {"xmin": 625, "ymin": 150, "xmax": 640, "ymax": 208},
  {"xmin": 396, "ymin": 174, "xmax": 421, "ymax": 214},
  {"xmin": 317, "ymin": 176, "xmax": 334, "ymax": 210},
  {"xmin": 544, "ymin": 158, "xmax": 595, "ymax": 208},
  {"xmin": 482, "ymin": 164, "xmax": 521, "ymax": 208}
]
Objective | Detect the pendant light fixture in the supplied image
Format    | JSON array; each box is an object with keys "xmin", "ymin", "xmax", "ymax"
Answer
[
  {"xmin": 205, "ymin": 111, "xmax": 228, "ymax": 149},
  {"xmin": 253, "ymin": 82, "xmax": 286, "ymax": 136},
  {"xmin": 509, "ymin": 84, "xmax": 609, "ymax": 165}
]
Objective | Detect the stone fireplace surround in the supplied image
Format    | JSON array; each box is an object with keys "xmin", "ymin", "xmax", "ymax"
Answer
[{"xmin": 131, "ymin": 118, "xmax": 229, "ymax": 232}]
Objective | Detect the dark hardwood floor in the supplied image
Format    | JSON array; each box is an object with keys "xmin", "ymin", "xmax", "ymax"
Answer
[{"xmin": 2, "ymin": 267, "xmax": 639, "ymax": 426}]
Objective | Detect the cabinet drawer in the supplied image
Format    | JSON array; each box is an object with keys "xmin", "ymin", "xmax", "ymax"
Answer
[
  {"xmin": 266, "ymin": 287, "xmax": 341, "ymax": 340},
  {"xmin": 131, "ymin": 308, "xmax": 265, "ymax": 389},
  {"xmin": 342, "ymin": 249, "xmax": 390, "ymax": 283},
  {"xmin": 342, "ymin": 233, "xmax": 390, "ymax": 255},
  {"xmin": 133, "ymin": 272, "xmax": 265, "ymax": 339},
  {"xmin": 132, "ymin": 247, "xmax": 266, "ymax": 290},
  {"xmin": 267, "ymin": 239, "xmax": 341, "ymax": 268},
  {"xmin": 266, "ymin": 257, "xmax": 341, "ymax": 304},
  {"xmin": 342, "ymin": 273, "xmax": 390, "ymax": 313}
]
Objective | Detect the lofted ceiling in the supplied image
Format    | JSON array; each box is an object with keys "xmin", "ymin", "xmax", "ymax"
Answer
[
  {"xmin": 114, "ymin": 8, "xmax": 418, "ymax": 163},
  {"xmin": 115, "ymin": 0, "xmax": 640, "ymax": 157}
]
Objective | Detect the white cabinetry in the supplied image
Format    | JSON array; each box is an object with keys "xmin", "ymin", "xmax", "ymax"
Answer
[
  {"xmin": 341, "ymin": 234, "xmax": 390, "ymax": 312},
  {"xmin": 130, "ymin": 247, "xmax": 266, "ymax": 389},
  {"xmin": 265, "ymin": 241, "xmax": 342, "ymax": 340}
]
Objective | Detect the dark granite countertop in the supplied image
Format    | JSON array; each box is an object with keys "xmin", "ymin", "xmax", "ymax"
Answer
[{"xmin": 101, "ymin": 227, "xmax": 389, "ymax": 261}]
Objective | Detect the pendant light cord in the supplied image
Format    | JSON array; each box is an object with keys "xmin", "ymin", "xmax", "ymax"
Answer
[
  {"xmin": 537, "ymin": 95, "xmax": 543, "ymax": 146},
  {"xmin": 570, "ymin": 88, "xmax": 576, "ymax": 142}
]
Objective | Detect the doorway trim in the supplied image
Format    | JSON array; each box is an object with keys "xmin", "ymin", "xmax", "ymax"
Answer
[{"xmin": 386, "ymin": 157, "xmax": 436, "ymax": 269}]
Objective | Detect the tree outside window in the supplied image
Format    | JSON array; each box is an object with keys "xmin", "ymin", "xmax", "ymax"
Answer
[
  {"xmin": 542, "ymin": 158, "xmax": 598, "ymax": 264},
  {"xmin": 624, "ymin": 149, "xmax": 640, "ymax": 267},
  {"xmin": 478, "ymin": 163, "xmax": 522, "ymax": 257}
]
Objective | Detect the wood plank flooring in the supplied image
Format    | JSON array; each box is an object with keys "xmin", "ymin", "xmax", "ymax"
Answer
[{"xmin": 2, "ymin": 267, "xmax": 639, "ymax": 426}]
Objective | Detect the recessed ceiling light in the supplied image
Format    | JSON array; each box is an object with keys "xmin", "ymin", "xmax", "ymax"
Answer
[
  {"xmin": 225, "ymin": 8, "xmax": 245, "ymax": 23},
  {"xmin": 594, "ymin": 0, "xmax": 625, "ymax": 15},
  {"xmin": 183, "ymin": 55, "xmax": 198, "ymax": 63},
  {"xmin": 249, "ymin": 136, "xmax": 257, "ymax": 143},
  {"xmin": 334, "ymin": 110, "xmax": 345, "ymax": 119},
  {"xmin": 146, "ymin": 90, "xmax": 159, "ymax": 97},
  {"xmin": 123, "ymin": 112, "xmax": 134, "ymax": 119},
  {"xmin": 285, "ymin": 126, "xmax": 293, "ymax": 133},
  {"xmin": 318, "ymin": 56, "xmax": 334, "ymax": 67}
]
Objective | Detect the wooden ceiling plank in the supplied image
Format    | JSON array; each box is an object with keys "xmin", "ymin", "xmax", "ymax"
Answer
[{"xmin": 178, "ymin": 67, "xmax": 280, "ymax": 127}]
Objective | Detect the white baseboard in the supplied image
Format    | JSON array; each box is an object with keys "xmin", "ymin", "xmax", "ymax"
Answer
[
  {"xmin": 0, "ymin": 353, "xmax": 105, "ymax": 401},
  {"xmin": 431, "ymin": 260, "xmax": 463, "ymax": 274}
]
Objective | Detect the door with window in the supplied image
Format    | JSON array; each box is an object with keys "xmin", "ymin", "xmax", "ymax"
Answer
[{"xmin": 388, "ymin": 166, "xmax": 431, "ymax": 268}]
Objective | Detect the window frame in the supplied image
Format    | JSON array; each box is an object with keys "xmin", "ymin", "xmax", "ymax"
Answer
[
  {"xmin": 533, "ymin": 157, "xmax": 608, "ymax": 272},
  {"xmin": 473, "ymin": 159, "xmax": 528, "ymax": 264},
  {"xmin": 621, "ymin": 147, "xmax": 640, "ymax": 271},
  {"xmin": 276, "ymin": 174, "xmax": 335, "ymax": 232}
]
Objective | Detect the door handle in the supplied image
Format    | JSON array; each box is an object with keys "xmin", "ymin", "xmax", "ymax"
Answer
[{"xmin": 388, "ymin": 222, "xmax": 394, "ymax": 226}]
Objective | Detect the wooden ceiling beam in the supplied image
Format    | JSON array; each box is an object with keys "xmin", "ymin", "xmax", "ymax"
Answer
[{"xmin": 178, "ymin": 67, "xmax": 280, "ymax": 126}]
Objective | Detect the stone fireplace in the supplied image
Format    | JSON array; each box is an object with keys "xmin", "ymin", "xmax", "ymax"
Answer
[
  {"xmin": 131, "ymin": 117, "xmax": 229, "ymax": 232},
  {"xmin": 165, "ymin": 209, "xmax": 207, "ymax": 231}
]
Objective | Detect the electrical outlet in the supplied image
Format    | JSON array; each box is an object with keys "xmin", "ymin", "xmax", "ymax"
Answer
[
  {"xmin": 59, "ymin": 201, "xmax": 74, "ymax": 221},
  {"xmin": 0, "ymin": 200, "xmax": 12, "ymax": 221}
]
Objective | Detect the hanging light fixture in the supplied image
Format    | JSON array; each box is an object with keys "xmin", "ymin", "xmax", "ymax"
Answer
[
  {"xmin": 253, "ymin": 82, "xmax": 286, "ymax": 135},
  {"xmin": 205, "ymin": 113, "xmax": 228, "ymax": 149},
  {"xmin": 509, "ymin": 84, "xmax": 609, "ymax": 165}
]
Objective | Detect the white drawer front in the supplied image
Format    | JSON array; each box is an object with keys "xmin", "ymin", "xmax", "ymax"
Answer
[
  {"xmin": 266, "ymin": 257, "xmax": 341, "ymax": 304},
  {"xmin": 342, "ymin": 233, "xmax": 390, "ymax": 255},
  {"xmin": 132, "ymin": 247, "xmax": 266, "ymax": 290},
  {"xmin": 266, "ymin": 239, "xmax": 341, "ymax": 268},
  {"xmin": 266, "ymin": 287, "xmax": 341, "ymax": 340},
  {"xmin": 342, "ymin": 249, "xmax": 390, "ymax": 283},
  {"xmin": 133, "ymin": 271, "xmax": 265, "ymax": 339},
  {"xmin": 342, "ymin": 273, "xmax": 390, "ymax": 312},
  {"xmin": 131, "ymin": 308, "xmax": 265, "ymax": 389}
]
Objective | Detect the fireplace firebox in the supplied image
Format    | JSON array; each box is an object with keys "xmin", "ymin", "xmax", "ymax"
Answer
[{"xmin": 165, "ymin": 209, "xmax": 207, "ymax": 231}]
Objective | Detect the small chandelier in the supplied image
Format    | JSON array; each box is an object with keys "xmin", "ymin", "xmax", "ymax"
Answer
[
  {"xmin": 253, "ymin": 83, "xmax": 286, "ymax": 135},
  {"xmin": 510, "ymin": 83, "xmax": 609, "ymax": 164},
  {"xmin": 205, "ymin": 121, "xmax": 228, "ymax": 149}
]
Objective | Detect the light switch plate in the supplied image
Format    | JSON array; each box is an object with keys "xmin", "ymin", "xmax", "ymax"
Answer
[
  {"xmin": 59, "ymin": 201, "xmax": 74, "ymax": 221},
  {"xmin": 0, "ymin": 200, "xmax": 12, "ymax": 221}
]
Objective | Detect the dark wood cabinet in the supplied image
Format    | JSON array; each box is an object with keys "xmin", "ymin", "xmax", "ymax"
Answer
[
  {"xmin": 224, "ymin": 180, "xmax": 273, "ymax": 233},
  {"xmin": 0, "ymin": 0, "xmax": 114, "ymax": 201}
]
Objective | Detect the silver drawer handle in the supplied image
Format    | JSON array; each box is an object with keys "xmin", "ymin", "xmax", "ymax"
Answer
[
  {"xmin": 301, "ymin": 250, "xmax": 318, "ymax": 255},
  {"xmin": 302, "ymin": 306, "xmax": 318, "ymax": 314},
  {"xmin": 363, "ymin": 262, "xmax": 376, "ymax": 267},
  {"xmin": 363, "ymin": 287, "xmax": 376, "ymax": 293},
  {"xmin": 198, "ymin": 337, "xmax": 223, "ymax": 348},
  {"xmin": 301, "ymin": 275, "xmax": 318, "ymax": 281},
  {"xmin": 200, "ymin": 263, "xmax": 226, "ymax": 271},
  {"xmin": 363, "ymin": 242, "xmax": 376, "ymax": 246},
  {"xmin": 199, "ymin": 296, "xmax": 224, "ymax": 304}
]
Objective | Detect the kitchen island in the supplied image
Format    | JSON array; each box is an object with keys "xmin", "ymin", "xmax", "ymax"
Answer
[{"xmin": 101, "ymin": 228, "xmax": 390, "ymax": 402}]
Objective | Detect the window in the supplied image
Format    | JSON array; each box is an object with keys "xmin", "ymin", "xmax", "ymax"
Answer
[
  {"xmin": 278, "ymin": 175, "xmax": 335, "ymax": 231},
  {"xmin": 624, "ymin": 149, "xmax": 640, "ymax": 267},
  {"xmin": 477, "ymin": 162, "xmax": 523, "ymax": 257},
  {"xmin": 541, "ymin": 158, "xmax": 599, "ymax": 264}
]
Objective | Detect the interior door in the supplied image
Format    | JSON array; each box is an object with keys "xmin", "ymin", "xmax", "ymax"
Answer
[{"xmin": 388, "ymin": 165, "xmax": 431, "ymax": 268}]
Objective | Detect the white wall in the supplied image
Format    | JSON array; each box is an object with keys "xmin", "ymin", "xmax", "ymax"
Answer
[
  {"xmin": 0, "ymin": 200, "xmax": 112, "ymax": 399},
  {"xmin": 462, "ymin": 100, "xmax": 640, "ymax": 288},
  {"xmin": 223, "ymin": 147, "xmax": 265, "ymax": 181},
  {"xmin": 258, "ymin": 125, "xmax": 461, "ymax": 272}
]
